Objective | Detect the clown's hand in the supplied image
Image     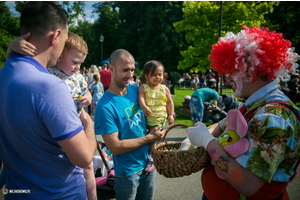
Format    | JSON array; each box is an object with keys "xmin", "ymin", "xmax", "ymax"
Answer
[{"xmin": 187, "ymin": 122, "xmax": 216, "ymax": 150}]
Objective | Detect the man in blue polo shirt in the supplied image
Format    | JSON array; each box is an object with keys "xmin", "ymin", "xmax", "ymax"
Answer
[{"xmin": 0, "ymin": 2, "xmax": 96, "ymax": 199}]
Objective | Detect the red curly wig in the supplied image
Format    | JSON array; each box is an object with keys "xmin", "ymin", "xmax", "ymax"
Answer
[{"xmin": 209, "ymin": 25, "xmax": 299, "ymax": 82}]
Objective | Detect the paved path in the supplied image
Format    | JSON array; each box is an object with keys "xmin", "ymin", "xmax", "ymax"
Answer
[{"xmin": 1, "ymin": 123, "xmax": 299, "ymax": 200}]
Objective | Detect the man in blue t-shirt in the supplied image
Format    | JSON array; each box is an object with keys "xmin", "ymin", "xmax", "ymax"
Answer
[
  {"xmin": 190, "ymin": 88, "xmax": 219, "ymax": 124},
  {"xmin": 94, "ymin": 49, "xmax": 165, "ymax": 200},
  {"xmin": 0, "ymin": 2, "xmax": 96, "ymax": 200}
]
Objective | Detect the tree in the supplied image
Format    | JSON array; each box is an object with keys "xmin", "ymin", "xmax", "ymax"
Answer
[
  {"xmin": 113, "ymin": 1, "xmax": 145, "ymax": 60},
  {"xmin": 174, "ymin": 1, "xmax": 279, "ymax": 73},
  {"xmin": 81, "ymin": 1, "xmax": 185, "ymax": 70},
  {"xmin": 87, "ymin": 1, "xmax": 120, "ymax": 67},
  {"xmin": 135, "ymin": 1, "xmax": 184, "ymax": 71},
  {"xmin": 60, "ymin": 1, "xmax": 86, "ymax": 28},
  {"xmin": 74, "ymin": 20, "xmax": 97, "ymax": 67},
  {"xmin": 101, "ymin": 1, "xmax": 184, "ymax": 72},
  {"xmin": 0, "ymin": 1, "xmax": 20, "ymax": 68},
  {"xmin": 1, "ymin": 1, "xmax": 92, "ymax": 68},
  {"xmin": 15, "ymin": 1, "xmax": 87, "ymax": 28},
  {"xmin": 263, "ymin": 1, "xmax": 300, "ymax": 56},
  {"xmin": 15, "ymin": 1, "xmax": 28, "ymax": 13}
]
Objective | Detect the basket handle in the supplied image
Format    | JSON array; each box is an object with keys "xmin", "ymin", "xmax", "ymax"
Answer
[{"xmin": 162, "ymin": 124, "xmax": 189, "ymax": 142}]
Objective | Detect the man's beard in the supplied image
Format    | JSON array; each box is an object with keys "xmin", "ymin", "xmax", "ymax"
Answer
[{"xmin": 115, "ymin": 76, "xmax": 129, "ymax": 89}]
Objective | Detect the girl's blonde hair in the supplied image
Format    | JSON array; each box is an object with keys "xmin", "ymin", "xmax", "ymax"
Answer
[{"xmin": 90, "ymin": 65, "xmax": 99, "ymax": 74}]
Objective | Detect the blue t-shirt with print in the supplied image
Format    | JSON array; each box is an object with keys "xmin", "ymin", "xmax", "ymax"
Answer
[{"xmin": 94, "ymin": 84, "xmax": 148, "ymax": 177}]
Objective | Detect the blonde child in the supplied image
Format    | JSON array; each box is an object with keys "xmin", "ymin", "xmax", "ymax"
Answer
[
  {"xmin": 7, "ymin": 32, "xmax": 97, "ymax": 200},
  {"xmin": 138, "ymin": 60, "xmax": 174, "ymax": 172},
  {"xmin": 90, "ymin": 74, "xmax": 104, "ymax": 109},
  {"xmin": 88, "ymin": 65, "xmax": 99, "ymax": 90},
  {"xmin": 87, "ymin": 65, "xmax": 99, "ymax": 114}
]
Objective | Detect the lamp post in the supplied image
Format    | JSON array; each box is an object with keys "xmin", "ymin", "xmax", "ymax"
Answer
[
  {"xmin": 219, "ymin": 1, "xmax": 223, "ymax": 94},
  {"xmin": 100, "ymin": 35, "xmax": 104, "ymax": 62}
]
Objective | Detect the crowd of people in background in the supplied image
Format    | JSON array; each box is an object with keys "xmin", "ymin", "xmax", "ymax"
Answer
[
  {"xmin": 78, "ymin": 63, "xmax": 177, "ymax": 117},
  {"xmin": 78, "ymin": 63, "xmax": 299, "ymax": 114},
  {"xmin": 177, "ymin": 70, "xmax": 220, "ymax": 90},
  {"xmin": 177, "ymin": 69, "xmax": 300, "ymax": 104}
]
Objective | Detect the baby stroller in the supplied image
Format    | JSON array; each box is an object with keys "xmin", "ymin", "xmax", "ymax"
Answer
[
  {"xmin": 221, "ymin": 94, "xmax": 240, "ymax": 113},
  {"xmin": 95, "ymin": 139, "xmax": 115, "ymax": 200},
  {"xmin": 203, "ymin": 94, "xmax": 240, "ymax": 123},
  {"xmin": 203, "ymin": 102, "xmax": 227, "ymax": 123}
]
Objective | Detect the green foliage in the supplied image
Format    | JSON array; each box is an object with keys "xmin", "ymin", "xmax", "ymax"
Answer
[
  {"xmin": 82, "ymin": 1, "xmax": 185, "ymax": 71},
  {"xmin": 88, "ymin": 1, "xmax": 120, "ymax": 66},
  {"xmin": 174, "ymin": 1, "xmax": 279, "ymax": 73},
  {"xmin": 15, "ymin": 1, "xmax": 28, "ymax": 13},
  {"xmin": 71, "ymin": 20, "xmax": 96, "ymax": 67},
  {"xmin": 1, "ymin": 1, "xmax": 88, "ymax": 68},
  {"xmin": 134, "ymin": 1, "xmax": 184, "ymax": 71},
  {"xmin": 61, "ymin": 1, "xmax": 86, "ymax": 27},
  {"xmin": 171, "ymin": 71, "xmax": 182, "ymax": 84},
  {"xmin": 2, "ymin": 1, "xmax": 299, "ymax": 75},
  {"xmin": 134, "ymin": 68, "xmax": 143, "ymax": 79},
  {"xmin": 113, "ymin": 1, "xmax": 144, "ymax": 59},
  {"xmin": 0, "ymin": 2, "xmax": 20, "ymax": 68},
  {"xmin": 14, "ymin": 1, "xmax": 88, "ymax": 36},
  {"xmin": 15, "ymin": 1, "xmax": 29, "ymax": 14},
  {"xmin": 263, "ymin": 1, "xmax": 300, "ymax": 55}
]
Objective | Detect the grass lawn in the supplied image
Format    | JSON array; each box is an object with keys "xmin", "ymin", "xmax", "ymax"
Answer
[
  {"xmin": 172, "ymin": 86, "xmax": 235, "ymax": 126},
  {"xmin": 172, "ymin": 86, "xmax": 300, "ymax": 126}
]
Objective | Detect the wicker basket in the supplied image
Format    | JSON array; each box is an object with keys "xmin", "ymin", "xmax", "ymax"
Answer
[{"xmin": 151, "ymin": 124, "xmax": 211, "ymax": 178}]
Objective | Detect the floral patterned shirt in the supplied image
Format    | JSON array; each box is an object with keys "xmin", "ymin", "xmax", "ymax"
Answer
[
  {"xmin": 219, "ymin": 81, "xmax": 300, "ymax": 182},
  {"xmin": 47, "ymin": 67, "xmax": 89, "ymax": 116}
]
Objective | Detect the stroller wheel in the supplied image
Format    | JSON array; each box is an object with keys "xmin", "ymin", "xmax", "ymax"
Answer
[{"xmin": 107, "ymin": 177, "xmax": 114, "ymax": 188}]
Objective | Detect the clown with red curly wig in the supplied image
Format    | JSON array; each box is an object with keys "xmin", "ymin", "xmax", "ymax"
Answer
[
  {"xmin": 187, "ymin": 25, "xmax": 300, "ymax": 200},
  {"xmin": 209, "ymin": 25, "xmax": 299, "ymax": 83}
]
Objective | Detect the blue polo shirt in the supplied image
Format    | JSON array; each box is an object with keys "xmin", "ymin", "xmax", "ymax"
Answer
[{"xmin": 0, "ymin": 53, "xmax": 85, "ymax": 199}]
